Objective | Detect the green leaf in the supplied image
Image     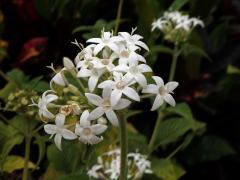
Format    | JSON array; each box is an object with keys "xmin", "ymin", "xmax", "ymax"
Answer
[
  {"xmin": 0, "ymin": 81, "xmax": 17, "ymax": 100},
  {"xmin": 57, "ymin": 172, "xmax": 88, "ymax": 180},
  {"xmin": 166, "ymin": 103, "xmax": 193, "ymax": 119},
  {"xmin": 182, "ymin": 43, "xmax": 211, "ymax": 61},
  {"xmin": 147, "ymin": 45, "xmax": 173, "ymax": 56},
  {"xmin": 169, "ymin": 0, "xmax": 189, "ymax": 10},
  {"xmin": 227, "ymin": 65, "xmax": 240, "ymax": 75},
  {"xmin": 2, "ymin": 155, "xmax": 35, "ymax": 173},
  {"xmin": 154, "ymin": 117, "xmax": 192, "ymax": 149},
  {"xmin": 185, "ymin": 135, "xmax": 236, "ymax": 164},
  {"xmin": 6, "ymin": 69, "xmax": 29, "ymax": 86},
  {"xmin": 151, "ymin": 158, "xmax": 185, "ymax": 180}
]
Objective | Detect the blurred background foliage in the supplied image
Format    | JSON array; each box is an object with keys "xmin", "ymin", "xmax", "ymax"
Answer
[{"xmin": 0, "ymin": 0, "xmax": 240, "ymax": 179}]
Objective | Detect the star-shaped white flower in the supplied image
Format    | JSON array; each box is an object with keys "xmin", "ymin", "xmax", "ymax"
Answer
[
  {"xmin": 31, "ymin": 90, "xmax": 58, "ymax": 119},
  {"xmin": 98, "ymin": 72, "xmax": 140, "ymax": 106},
  {"xmin": 114, "ymin": 59, "xmax": 152, "ymax": 87},
  {"xmin": 87, "ymin": 31, "xmax": 123, "ymax": 55},
  {"xmin": 85, "ymin": 88, "xmax": 131, "ymax": 126},
  {"xmin": 77, "ymin": 67, "xmax": 105, "ymax": 92},
  {"xmin": 142, "ymin": 76, "xmax": 178, "ymax": 111},
  {"xmin": 44, "ymin": 114, "xmax": 77, "ymax": 150},
  {"xmin": 119, "ymin": 29, "xmax": 149, "ymax": 51},
  {"xmin": 92, "ymin": 55, "xmax": 116, "ymax": 72},
  {"xmin": 75, "ymin": 110, "xmax": 107, "ymax": 145},
  {"xmin": 76, "ymin": 45, "xmax": 96, "ymax": 70}
]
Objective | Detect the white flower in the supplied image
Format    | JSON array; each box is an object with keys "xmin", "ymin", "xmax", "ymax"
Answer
[
  {"xmin": 75, "ymin": 110, "xmax": 107, "ymax": 144},
  {"xmin": 85, "ymin": 88, "xmax": 131, "ymax": 126},
  {"xmin": 142, "ymin": 76, "xmax": 178, "ymax": 111},
  {"xmin": 105, "ymin": 156, "xmax": 120, "ymax": 180},
  {"xmin": 92, "ymin": 55, "xmax": 116, "ymax": 72},
  {"xmin": 76, "ymin": 45, "xmax": 96, "ymax": 69},
  {"xmin": 77, "ymin": 66, "xmax": 105, "ymax": 92},
  {"xmin": 87, "ymin": 31, "xmax": 123, "ymax": 55},
  {"xmin": 88, "ymin": 165, "xmax": 103, "ymax": 179},
  {"xmin": 119, "ymin": 29, "xmax": 149, "ymax": 51},
  {"xmin": 32, "ymin": 90, "xmax": 58, "ymax": 119},
  {"xmin": 98, "ymin": 72, "xmax": 140, "ymax": 106},
  {"xmin": 44, "ymin": 114, "xmax": 77, "ymax": 150},
  {"xmin": 114, "ymin": 59, "xmax": 152, "ymax": 87}
]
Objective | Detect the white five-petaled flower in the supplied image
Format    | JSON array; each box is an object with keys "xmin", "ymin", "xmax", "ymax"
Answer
[
  {"xmin": 142, "ymin": 76, "xmax": 178, "ymax": 111},
  {"xmin": 114, "ymin": 59, "xmax": 152, "ymax": 87},
  {"xmin": 32, "ymin": 90, "xmax": 58, "ymax": 119},
  {"xmin": 77, "ymin": 66, "xmax": 105, "ymax": 92},
  {"xmin": 87, "ymin": 31, "xmax": 123, "ymax": 55},
  {"xmin": 44, "ymin": 113, "xmax": 77, "ymax": 150},
  {"xmin": 85, "ymin": 88, "xmax": 131, "ymax": 126},
  {"xmin": 91, "ymin": 55, "xmax": 116, "ymax": 72},
  {"xmin": 98, "ymin": 72, "xmax": 140, "ymax": 106},
  {"xmin": 75, "ymin": 110, "xmax": 107, "ymax": 144}
]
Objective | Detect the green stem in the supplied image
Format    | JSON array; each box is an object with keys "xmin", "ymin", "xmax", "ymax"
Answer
[
  {"xmin": 22, "ymin": 136, "xmax": 31, "ymax": 180},
  {"xmin": 148, "ymin": 44, "xmax": 180, "ymax": 153},
  {"xmin": 168, "ymin": 45, "xmax": 179, "ymax": 82},
  {"xmin": 119, "ymin": 114, "xmax": 128, "ymax": 180},
  {"xmin": 114, "ymin": 0, "xmax": 124, "ymax": 34}
]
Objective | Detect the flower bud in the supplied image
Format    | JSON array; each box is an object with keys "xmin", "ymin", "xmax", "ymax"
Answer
[
  {"xmin": 63, "ymin": 57, "xmax": 75, "ymax": 70},
  {"xmin": 97, "ymin": 117, "xmax": 107, "ymax": 125}
]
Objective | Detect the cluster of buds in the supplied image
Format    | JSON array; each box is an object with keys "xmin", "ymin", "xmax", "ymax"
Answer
[
  {"xmin": 5, "ymin": 89, "xmax": 39, "ymax": 117},
  {"xmin": 152, "ymin": 11, "xmax": 204, "ymax": 43},
  {"xmin": 32, "ymin": 28, "xmax": 178, "ymax": 150},
  {"xmin": 88, "ymin": 149, "xmax": 152, "ymax": 179}
]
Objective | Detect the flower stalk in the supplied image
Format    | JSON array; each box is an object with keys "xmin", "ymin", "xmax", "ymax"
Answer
[
  {"xmin": 114, "ymin": 0, "xmax": 124, "ymax": 34},
  {"xmin": 22, "ymin": 136, "xmax": 31, "ymax": 180},
  {"xmin": 119, "ymin": 114, "xmax": 128, "ymax": 180}
]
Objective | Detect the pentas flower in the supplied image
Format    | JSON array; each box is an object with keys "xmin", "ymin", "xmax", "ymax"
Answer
[
  {"xmin": 44, "ymin": 113, "xmax": 77, "ymax": 150},
  {"xmin": 87, "ymin": 31, "xmax": 123, "ymax": 55},
  {"xmin": 31, "ymin": 90, "xmax": 58, "ymax": 119},
  {"xmin": 98, "ymin": 72, "xmax": 140, "ymax": 106},
  {"xmin": 142, "ymin": 76, "xmax": 178, "ymax": 111},
  {"xmin": 75, "ymin": 110, "xmax": 107, "ymax": 144},
  {"xmin": 85, "ymin": 88, "xmax": 131, "ymax": 126},
  {"xmin": 114, "ymin": 59, "xmax": 152, "ymax": 87}
]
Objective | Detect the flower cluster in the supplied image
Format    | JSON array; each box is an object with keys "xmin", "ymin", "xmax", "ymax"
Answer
[
  {"xmin": 152, "ymin": 11, "xmax": 204, "ymax": 43},
  {"xmin": 88, "ymin": 149, "xmax": 152, "ymax": 179},
  {"xmin": 33, "ymin": 29, "xmax": 178, "ymax": 150}
]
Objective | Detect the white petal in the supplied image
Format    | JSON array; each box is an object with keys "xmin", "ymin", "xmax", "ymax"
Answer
[
  {"xmin": 52, "ymin": 73, "xmax": 65, "ymax": 86},
  {"xmin": 111, "ymin": 89, "xmax": 122, "ymax": 106},
  {"xmin": 163, "ymin": 94, "xmax": 176, "ymax": 106},
  {"xmin": 80, "ymin": 110, "xmax": 91, "ymax": 126},
  {"xmin": 75, "ymin": 123, "xmax": 83, "ymax": 135},
  {"xmin": 102, "ymin": 87, "xmax": 112, "ymax": 100},
  {"xmin": 113, "ymin": 98, "xmax": 131, "ymax": 110},
  {"xmin": 44, "ymin": 124, "xmax": 57, "ymax": 135},
  {"xmin": 85, "ymin": 93, "xmax": 102, "ymax": 106},
  {"xmin": 88, "ymin": 107, "xmax": 105, "ymax": 120},
  {"xmin": 142, "ymin": 84, "xmax": 158, "ymax": 94},
  {"xmin": 77, "ymin": 69, "xmax": 91, "ymax": 77},
  {"xmin": 138, "ymin": 64, "xmax": 152, "ymax": 73},
  {"xmin": 87, "ymin": 38, "xmax": 102, "ymax": 44},
  {"xmin": 113, "ymin": 65, "xmax": 128, "ymax": 72},
  {"xmin": 98, "ymin": 80, "xmax": 115, "ymax": 89},
  {"xmin": 151, "ymin": 94, "xmax": 164, "ymax": 111},
  {"xmin": 45, "ymin": 94, "xmax": 58, "ymax": 103},
  {"xmin": 54, "ymin": 134, "xmax": 62, "ymax": 150},
  {"xmin": 42, "ymin": 110, "xmax": 55, "ymax": 119},
  {"xmin": 55, "ymin": 114, "xmax": 65, "ymax": 127},
  {"xmin": 90, "ymin": 124, "xmax": 107, "ymax": 135},
  {"xmin": 108, "ymin": 42, "xmax": 119, "ymax": 53},
  {"xmin": 89, "ymin": 135, "xmax": 103, "ymax": 144},
  {"xmin": 62, "ymin": 129, "xmax": 77, "ymax": 140},
  {"xmin": 88, "ymin": 75, "xmax": 98, "ymax": 92},
  {"xmin": 122, "ymin": 87, "xmax": 140, "ymax": 102},
  {"xmin": 63, "ymin": 57, "xmax": 74, "ymax": 69},
  {"xmin": 94, "ymin": 43, "xmax": 105, "ymax": 55},
  {"xmin": 152, "ymin": 76, "xmax": 164, "ymax": 86},
  {"xmin": 105, "ymin": 109, "xmax": 119, "ymax": 126},
  {"xmin": 135, "ymin": 41, "xmax": 149, "ymax": 51},
  {"xmin": 135, "ymin": 73, "xmax": 147, "ymax": 87},
  {"xmin": 165, "ymin": 81, "xmax": 179, "ymax": 92}
]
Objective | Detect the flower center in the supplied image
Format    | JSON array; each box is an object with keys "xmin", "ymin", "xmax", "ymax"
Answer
[
  {"xmin": 101, "ymin": 59, "xmax": 109, "ymax": 65},
  {"xmin": 120, "ymin": 50, "xmax": 129, "ymax": 58},
  {"xmin": 83, "ymin": 128, "xmax": 92, "ymax": 136},
  {"xmin": 60, "ymin": 105, "xmax": 73, "ymax": 116},
  {"xmin": 159, "ymin": 86, "xmax": 167, "ymax": 95},
  {"xmin": 116, "ymin": 81, "xmax": 125, "ymax": 90},
  {"xmin": 102, "ymin": 100, "xmax": 111, "ymax": 108}
]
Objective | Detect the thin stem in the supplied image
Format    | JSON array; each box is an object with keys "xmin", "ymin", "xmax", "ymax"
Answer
[
  {"xmin": 119, "ymin": 114, "xmax": 128, "ymax": 180},
  {"xmin": 114, "ymin": 0, "xmax": 124, "ymax": 34},
  {"xmin": 148, "ymin": 44, "xmax": 180, "ymax": 153},
  {"xmin": 168, "ymin": 45, "xmax": 179, "ymax": 82},
  {"xmin": 22, "ymin": 136, "xmax": 31, "ymax": 180}
]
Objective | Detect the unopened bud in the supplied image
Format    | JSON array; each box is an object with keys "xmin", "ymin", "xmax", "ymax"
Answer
[
  {"xmin": 63, "ymin": 57, "xmax": 75, "ymax": 70},
  {"xmin": 97, "ymin": 117, "xmax": 107, "ymax": 125}
]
